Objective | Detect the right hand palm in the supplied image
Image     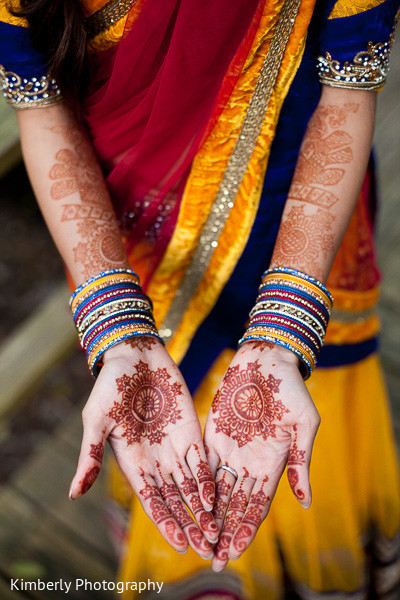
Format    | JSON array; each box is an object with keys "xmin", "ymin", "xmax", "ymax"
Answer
[{"xmin": 69, "ymin": 338, "xmax": 218, "ymax": 559}]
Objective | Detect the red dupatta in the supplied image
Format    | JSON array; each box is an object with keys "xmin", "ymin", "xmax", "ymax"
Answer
[{"xmin": 83, "ymin": 0, "xmax": 263, "ymax": 285}]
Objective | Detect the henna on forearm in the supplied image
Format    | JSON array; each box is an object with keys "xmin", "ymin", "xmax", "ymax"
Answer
[
  {"xmin": 270, "ymin": 86, "xmax": 376, "ymax": 282},
  {"xmin": 50, "ymin": 124, "xmax": 127, "ymax": 279},
  {"xmin": 17, "ymin": 105, "xmax": 130, "ymax": 286}
]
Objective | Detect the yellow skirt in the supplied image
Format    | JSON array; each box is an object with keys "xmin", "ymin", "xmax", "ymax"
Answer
[{"xmin": 108, "ymin": 352, "xmax": 400, "ymax": 599}]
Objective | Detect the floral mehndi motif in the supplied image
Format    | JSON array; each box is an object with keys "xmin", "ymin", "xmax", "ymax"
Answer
[
  {"xmin": 108, "ymin": 360, "xmax": 183, "ymax": 445},
  {"xmin": 212, "ymin": 361, "xmax": 288, "ymax": 447}
]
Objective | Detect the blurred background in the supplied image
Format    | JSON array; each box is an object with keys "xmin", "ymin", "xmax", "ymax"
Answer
[{"xmin": 0, "ymin": 39, "xmax": 399, "ymax": 600}]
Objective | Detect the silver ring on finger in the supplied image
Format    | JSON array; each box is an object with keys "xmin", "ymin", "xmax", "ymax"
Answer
[{"xmin": 216, "ymin": 464, "xmax": 238, "ymax": 479}]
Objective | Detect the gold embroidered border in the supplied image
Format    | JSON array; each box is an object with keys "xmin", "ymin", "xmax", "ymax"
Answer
[
  {"xmin": 159, "ymin": 0, "xmax": 302, "ymax": 340},
  {"xmin": 317, "ymin": 37, "xmax": 394, "ymax": 91},
  {"xmin": 0, "ymin": 65, "xmax": 62, "ymax": 109},
  {"xmin": 85, "ymin": 0, "xmax": 135, "ymax": 40}
]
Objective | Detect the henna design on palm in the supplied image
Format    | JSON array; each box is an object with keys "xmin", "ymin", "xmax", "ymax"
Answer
[
  {"xmin": 212, "ymin": 361, "xmax": 288, "ymax": 447},
  {"xmin": 108, "ymin": 361, "xmax": 183, "ymax": 445}
]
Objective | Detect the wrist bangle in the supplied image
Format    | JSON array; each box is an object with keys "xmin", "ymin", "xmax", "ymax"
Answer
[
  {"xmin": 238, "ymin": 267, "xmax": 333, "ymax": 380},
  {"xmin": 70, "ymin": 269, "xmax": 164, "ymax": 378}
]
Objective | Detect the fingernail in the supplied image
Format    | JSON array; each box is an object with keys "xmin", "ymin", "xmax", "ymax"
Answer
[
  {"xmin": 202, "ymin": 552, "xmax": 214, "ymax": 560},
  {"xmin": 177, "ymin": 547, "xmax": 188, "ymax": 555},
  {"xmin": 212, "ymin": 564, "xmax": 225, "ymax": 573},
  {"xmin": 301, "ymin": 500, "xmax": 311, "ymax": 509},
  {"xmin": 204, "ymin": 534, "xmax": 218, "ymax": 544},
  {"xmin": 68, "ymin": 477, "xmax": 76, "ymax": 501},
  {"xmin": 205, "ymin": 506, "xmax": 213, "ymax": 512},
  {"xmin": 228, "ymin": 554, "xmax": 239, "ymax": 561}
]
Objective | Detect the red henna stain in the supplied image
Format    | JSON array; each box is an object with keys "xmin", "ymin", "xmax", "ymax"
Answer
[
  {"xmin": 199, "ymin": 511, "xmax": 219, "ymax": 535},
  {"xmin": 249, "ymin": 341, "xmax": 275, "ymax": 352},
  {"xmin": 108, "ymin": 361, "xmax": 183, "ymax": 446},
  {"xmin": 241, "ymin": 477, "xmax": 270, "ymax": 528},
  {"xmin": 287, "ymin": 427, "xmax": 306, "ymax": 466},
  {"xmin": 296, "ymin": 488, "xmax": 306, "ymax": 500},
  {"xmin": 125, "ymin": 337, "xmax": 158, "ymax": 352},
  {"xmin": 149, "ymin": 497, "xmax": 171, "ymax": 525},
  {"xmin": 192, "ymin": 444, "xmax": 215, "ymax": 505},
  {"xmin": 232, "ymin": 524, "xmax": 253, "ymax": 554},
  {"xmin": 164, "ymin": 519, "xmax": 186, "ymax": 546},
  {"xmin": 287, "ymin": 467, "xmax": 299, "ymax": 490},
  {"xmin": 212, "ymin": 361, "xmax": 288, "ymax": 447},
  {"xmin": 177, "ymin": 462, "xmax": 198, "ymax": 496},
  {"xmin": 214, "ymin": 532, "xmax": 231, "ymax": 561},
  {"xmin": 89, "ymin": 440, "xmax": 104, "ymax": 464},
  {"xmin": 79, "ymin": 466, "xmax": 100, "ymax": 495},
  {"xmin": 187, "ymin": 526, "xmax": 212, "ymax": 553},
  {"xmin": 213, "ymin": 476, "xmax": 232, "ymax": 520}
]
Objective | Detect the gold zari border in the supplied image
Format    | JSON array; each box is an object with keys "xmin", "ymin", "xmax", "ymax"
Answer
[
  {"xmin": 85, "ymin": 0, "xmax": 135, "ymax": 39},
  {"xmin": 158, "ymin": 0, "xmax": 303, "ymax": 341}
]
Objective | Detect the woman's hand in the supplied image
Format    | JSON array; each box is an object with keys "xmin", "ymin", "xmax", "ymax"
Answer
[
  {"xmin": 69, "ymin": 337, "xmax": 218, "ymax": 559},
  {"xmin": 204, "ymin": 341, "xmax": 320, "ymax": 571}
]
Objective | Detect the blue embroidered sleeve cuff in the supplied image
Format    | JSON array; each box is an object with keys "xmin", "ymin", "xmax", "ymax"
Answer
[
  {"xmin": 316, "ymin": 0, "xmax": 400, "ymax": 90},
  {"xmin": 0, "ymin": 65, "xmax": 61, "ymax": 108},
  {"xmin": 0, "ymin": 20, "xmax": 62, "ymax": 108}
]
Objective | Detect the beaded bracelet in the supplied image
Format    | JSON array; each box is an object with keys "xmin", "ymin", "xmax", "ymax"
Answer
[
  {"xmin": 70, "ymin": 269, "xmax": 164, "ymax": 378},
  {"xmin": 238, "ymin": 267, "xmax": 333, "ymax": 380}
]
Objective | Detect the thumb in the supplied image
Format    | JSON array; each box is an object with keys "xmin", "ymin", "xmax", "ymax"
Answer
[
  {"xmin": 287, "ymin": 419, "xmax": 318, "ymax": 509},
  {"xmin": 69, "ymin": 421, "xmax": 106, "ymax": 500}
]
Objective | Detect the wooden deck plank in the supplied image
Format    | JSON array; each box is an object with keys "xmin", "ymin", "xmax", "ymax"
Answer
[
  {"xmin": 0, "ymin": 283, "xmax": 77, "ymax": 421},
  {"xmin": 0, "ymin": 486, "xmax": 114, "ymax": 599},
  {"xmin": 0, "ymin": 101, "xmax": 21, "ymax": 179},
  {"xmin": 9, "ymin": 411, "xmax": 115, "ymax": 563}
]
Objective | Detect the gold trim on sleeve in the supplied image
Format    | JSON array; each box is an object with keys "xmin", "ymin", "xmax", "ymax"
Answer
[
  {"xmin": 317, "ymin": 37, "xmax": 394, "ymax": 91},
  {"xmin": 0, "ymin": 66, "xmax": 62, "ymax": 109}
]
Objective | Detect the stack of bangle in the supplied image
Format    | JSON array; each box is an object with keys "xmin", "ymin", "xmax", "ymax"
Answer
[
  {"xmin": 70, "ymin": 269, "xmax": 163, "ymax": 378},
  {"xmin": 238, "ymin": 267, "xmax": 333, "ymax": 380}
]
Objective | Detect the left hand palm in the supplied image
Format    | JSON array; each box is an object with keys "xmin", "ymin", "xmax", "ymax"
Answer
[{"xmin": 204, "ymin": 341, "xmax": 320, "ymax": 571}]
